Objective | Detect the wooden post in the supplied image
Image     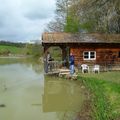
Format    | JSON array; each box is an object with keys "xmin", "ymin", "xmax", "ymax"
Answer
[{"xmin": 60, "ymin": 46, "xmax": 68, "ymax": 67}]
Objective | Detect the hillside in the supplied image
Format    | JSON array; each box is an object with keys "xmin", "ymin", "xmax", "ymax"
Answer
[
  {"xmin": 0, "ymin": 45, "xmax": 24, "ymax": 55},
  {"xmin": 0, "ymin": 42, "xmax": 43, "ymax": 57}
]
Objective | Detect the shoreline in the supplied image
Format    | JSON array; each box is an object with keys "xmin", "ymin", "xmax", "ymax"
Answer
[{"xmin": 0, "ymin": 55, "xmax": 31, "ymax": 59}]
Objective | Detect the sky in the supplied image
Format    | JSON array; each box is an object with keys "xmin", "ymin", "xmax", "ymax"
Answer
[{"xmin": 0, "ymin": 0, "xmax": 56, "ymax": 42}]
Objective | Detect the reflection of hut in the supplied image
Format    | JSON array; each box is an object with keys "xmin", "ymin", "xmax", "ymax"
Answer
[
  {"xmin": 42, "ymin": 32, "xmax": 120, "ymax": 71},
  {"xmin": 42, "ymin": 77, "xmax": 84, "ymax": 112}
]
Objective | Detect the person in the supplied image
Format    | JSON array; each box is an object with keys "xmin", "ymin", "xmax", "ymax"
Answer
[
  {"xmin": 47, "ymin": 51, "xmax": 51, "ymax": 62},
  {"xmin": 69, "ymin": 53, "xmax": 75, "ymax": 75},
  {"xmin": 45, "ymin": 51, "xmax": 51, "ymax": 73},
  {"xmin": 47, "ymin": 51, "xmax": 54, "ymax": 72}
]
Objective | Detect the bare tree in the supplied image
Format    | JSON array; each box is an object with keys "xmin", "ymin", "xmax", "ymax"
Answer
[{"xmin": 45, "ymin": 0, "xmax": 120, "ymax": 33}]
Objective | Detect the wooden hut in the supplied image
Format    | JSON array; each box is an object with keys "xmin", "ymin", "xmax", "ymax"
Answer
[{"xmin": 42, "ymin": 32, "xmax": 120, "ymax": 71}]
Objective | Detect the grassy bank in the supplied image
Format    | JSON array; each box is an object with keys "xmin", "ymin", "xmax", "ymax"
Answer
[
  {"xmin": 0, "ymin": 45, "xmax": 24, "ymax": 55},
  {"xmin": 0, "ymin": 44, "xmax": 43, "ymax": 57},
  {"xmin": 78, "ymin": 72, "xmax": 120, "ymax": 120}
]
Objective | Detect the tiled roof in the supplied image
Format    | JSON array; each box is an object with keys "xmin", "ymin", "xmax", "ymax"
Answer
[{"xmin": 42, "ymin": 32, "xmax": 120, "ymax": 44}]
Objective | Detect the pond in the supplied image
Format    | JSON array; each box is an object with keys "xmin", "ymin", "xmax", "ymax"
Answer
[{"xmin": 0, "ymin": 58, "xmax": 84, "ymax": 120}]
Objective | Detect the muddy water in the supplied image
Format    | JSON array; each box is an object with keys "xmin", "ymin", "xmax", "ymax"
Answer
[{"xmin": 0, "ymin": 58, "xmax": 84, "ymax": 120}]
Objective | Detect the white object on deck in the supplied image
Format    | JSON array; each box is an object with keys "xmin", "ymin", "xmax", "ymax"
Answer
[
  {"xmin": 81, "ymin": 64, "xmax": 90, "ymax": 73},
  {"xmin": 59, "ymin": 69, "xmax": 70, "ymax": 77},
  {"xmin": 93, "ymin": 65, "xmax": 100, "ymax": 73}
]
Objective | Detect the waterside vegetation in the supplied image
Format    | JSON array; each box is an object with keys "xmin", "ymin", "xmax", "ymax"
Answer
[{"xmin": 78, "ymin": 72, "xmax": 120, "ymax": 120}]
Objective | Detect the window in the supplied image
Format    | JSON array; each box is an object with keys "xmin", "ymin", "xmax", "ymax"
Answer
[{"xmin": 83, "ymin": 51, "xmax": 96, "ymax": 60}]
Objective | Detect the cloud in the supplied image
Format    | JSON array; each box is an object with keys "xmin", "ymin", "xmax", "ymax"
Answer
[
  {"xmin": 24, "ymin": 10, "xmax": 54, "ymax": 20},
  {"xmin": 23, "ymin": 0, "xmax": 55, "ymax": 20},
  {"xmin": 0, "ymin": 0, "xmax": 56, "ymax": 42}
]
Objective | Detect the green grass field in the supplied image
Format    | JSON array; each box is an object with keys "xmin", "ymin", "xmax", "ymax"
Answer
[
  {"xmin": 78, "ymin": 72, "xmax": 120, "ymax": 120},
  {"xmin": 0, "ymin": 45, "xmax": 24, "ymax": 55},
  {"xmin": 0, "ymin": 44, "xmax": 43, "ymax": 57}
]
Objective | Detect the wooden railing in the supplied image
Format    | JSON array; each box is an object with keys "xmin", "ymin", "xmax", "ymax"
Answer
[
  {"xmin": 44, "ymin": 60, "xmax": 66, "ymax": 73},
  {"xmin": 44, "ymin": 60, "xmax": 120, "ymax": 73}
]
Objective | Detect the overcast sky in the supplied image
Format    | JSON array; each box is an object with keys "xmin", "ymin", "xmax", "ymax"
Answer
[{"xmin": 0, "ymin": 0, "xmax": 56, "ymax": 42}]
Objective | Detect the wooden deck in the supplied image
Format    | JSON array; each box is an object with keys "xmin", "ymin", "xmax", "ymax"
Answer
[
  {"xmin": 59, "ymin": 69, "xmax": 70, "ymax": 76},
  {"xmin": 45, "ymin": 68, "xmax": 78, "ymax": 80},
  {"xmin": 45, "ymin": 71, "xmax": 60, "ymax": 75},
  {"xmin": 45, "ymin": 68, "xmax": 70, "ymax": 76}
]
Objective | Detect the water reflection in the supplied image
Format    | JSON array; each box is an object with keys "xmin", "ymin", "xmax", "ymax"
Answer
[
  {"xmin": 0, "ymin": 58, "xmax": 84, "ymax": 120},
  {"xmin": 42, "ymin": 76, "xmax": 84, "ymax": 112},
  {"xmin": 0, "ymin": 58, "xmax": 44, "ymax": 93},
  {"xmin": 0, "ymin": 58, "xmax": 43, "ymax": 73},
  {"xmin": 0, "ymin": 59, "xmax": 45, "ymax": 120}
]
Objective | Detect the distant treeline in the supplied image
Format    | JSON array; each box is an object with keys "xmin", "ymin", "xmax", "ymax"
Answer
[{"xmin": 0, "ymin": 41, "xmax": 26, "ymax": 47}]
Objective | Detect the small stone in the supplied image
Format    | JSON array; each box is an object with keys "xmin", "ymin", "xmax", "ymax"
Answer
[
  {"xmin": 81, "ymin": 86, "xmax": 85, "ymax": 89},
  {"xmin": 0, "ymin": 104, "xmax": 6, "ymax": 107}
]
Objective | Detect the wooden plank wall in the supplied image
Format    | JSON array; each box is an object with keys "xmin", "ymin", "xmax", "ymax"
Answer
[{"xmin": 70, "ymin": 47, "xmax": 120, "ymax": 66}]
